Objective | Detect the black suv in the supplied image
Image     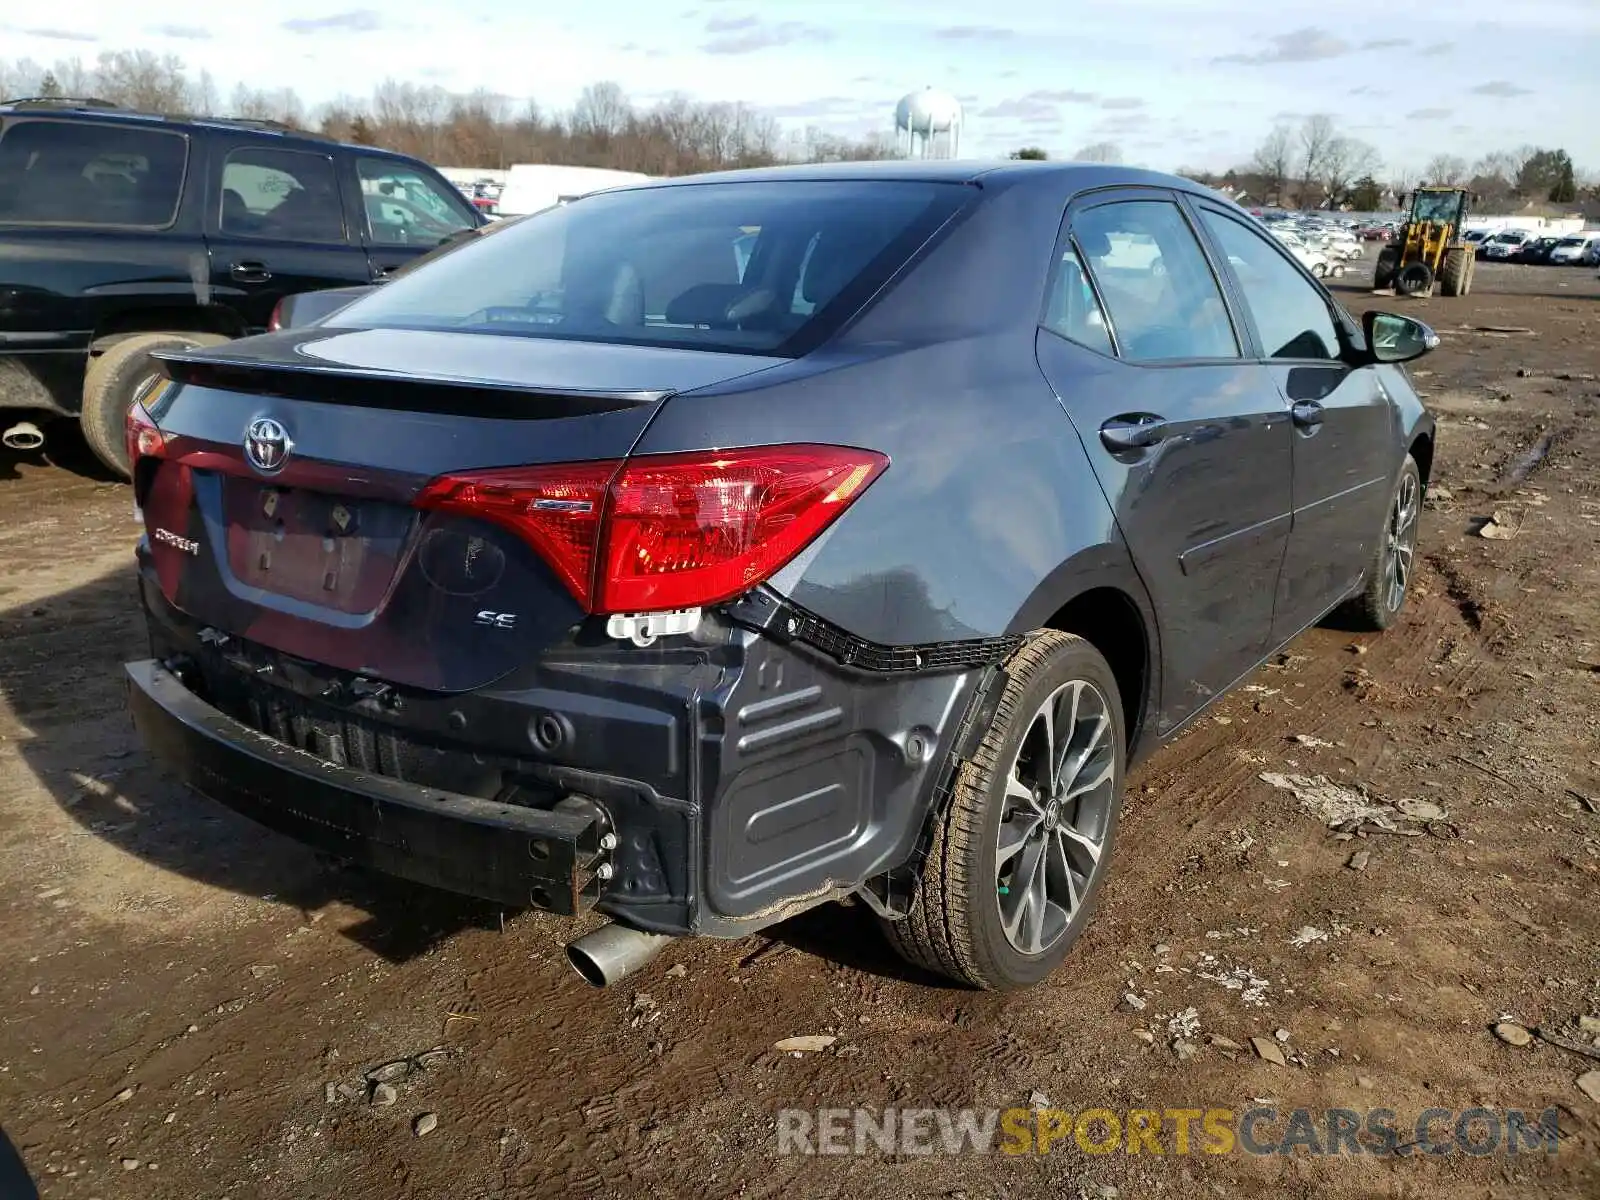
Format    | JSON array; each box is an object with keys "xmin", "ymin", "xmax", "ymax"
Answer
[{"xmin": 0, "ymin": 98, "xmax": 482, "ymax": 474}]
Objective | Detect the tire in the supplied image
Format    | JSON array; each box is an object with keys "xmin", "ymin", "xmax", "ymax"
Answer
[
  {"xmin": 1343, "ymin": 455, "xmax": 1422, "ymax": 632},
  {"xmin": 1439, "ymin": 247, "xmax": 1470, "ymax": 297},
  {"xmin": 880, "ymin": 631, "xmax": 1126, "ymax": 990},
  {"xmin": 1373, "ymin": 247, "xmax": 1400, "ymax": 289},
  {"xmin": 1394, "ymin": 261, "xmax": 1434, "ymax": 297},
  {"xmin": 81, "ymin": 331, "xmax": 228, "ymax": 477},
  {"xmin": 1462, "ymin": 255, "xmax": 1475, "ymax": 296}
]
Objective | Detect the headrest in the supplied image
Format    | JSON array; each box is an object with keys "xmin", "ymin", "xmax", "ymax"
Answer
[{"xmin": 1078, "ymin": 229, "xmax": 1112, "ymax": 258}]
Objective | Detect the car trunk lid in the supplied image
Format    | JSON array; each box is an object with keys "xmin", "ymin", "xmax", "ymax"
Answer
[{"xmin": 138, "ymin": 327, "xmax": 786, "ymax": 692}]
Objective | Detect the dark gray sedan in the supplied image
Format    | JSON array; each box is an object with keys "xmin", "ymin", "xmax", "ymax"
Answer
[{"xmin": 123, "ymin": 161, "xmax": 1436, "ymax": 990}]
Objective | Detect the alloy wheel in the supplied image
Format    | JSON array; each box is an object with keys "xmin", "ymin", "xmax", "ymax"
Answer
[
  {"xmin": 995, "ymin": 680, "xmax": 1116, "ymax": 955},
  {"xmin": 1384, "ymin": 470, "xmax": 1420, "ymax": 613}
]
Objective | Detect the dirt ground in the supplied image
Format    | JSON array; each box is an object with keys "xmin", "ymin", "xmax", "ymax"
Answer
[{"xmin": 1, "ymin": 262, "xmax": 1598, "ymax": 1200}]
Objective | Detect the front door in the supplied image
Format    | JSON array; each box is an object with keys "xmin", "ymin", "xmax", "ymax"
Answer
[
  {"xmin": 1190, "ymin": 202, "xmax": 1397, "ymax": 642},
  {"xmin": 1035, "ymin": 191, "xmax": 1294, "ymax": 732},
  {"xmin": 348, "ymin": 155, "xmax": 478, "ymax": 281},
  {"xmin": 204, "ymin": 142, "xmax": 372, "ymax": 331}
]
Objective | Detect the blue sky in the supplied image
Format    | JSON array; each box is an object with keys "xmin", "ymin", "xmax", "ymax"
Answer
[{"xmin": 6, "ymin": 1, "xmax": 1599, "ymax": 172}]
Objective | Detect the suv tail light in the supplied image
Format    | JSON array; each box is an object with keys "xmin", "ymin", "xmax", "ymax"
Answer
[
  {"xmin": 415, "ymin": 444, "xmax": 888, "ymax": 615},
  {"xmin": 267, "ymin": 298, "xmax": 287, "ymax": 332}
]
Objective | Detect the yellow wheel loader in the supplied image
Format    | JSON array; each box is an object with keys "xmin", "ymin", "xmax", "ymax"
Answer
[{"xmin": 1374, "ymin": 187, "xmax": 1474, "ymax": 297}]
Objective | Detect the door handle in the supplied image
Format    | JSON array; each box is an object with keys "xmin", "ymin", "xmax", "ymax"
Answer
[
  {"xmin": 1099, "ymin": 414, "xmax": 1168, "ymax": 452},
  {"xmin": 1291, "ymin": 401, "xmax": 1324, "ymax": 429},
  {"xmin": 230, "ymin": 261, "xmax": 272, "ymax": 284}
]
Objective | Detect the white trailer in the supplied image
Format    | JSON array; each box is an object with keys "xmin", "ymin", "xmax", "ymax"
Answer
[{"xmin": 495, "ymin": 164, "xmax": 653, "ymax": 218}]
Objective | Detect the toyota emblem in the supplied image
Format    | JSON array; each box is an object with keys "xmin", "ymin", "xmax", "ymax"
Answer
[{"xmin": 244, "ymin": 417, "xmax": 292, "ymax": 475}]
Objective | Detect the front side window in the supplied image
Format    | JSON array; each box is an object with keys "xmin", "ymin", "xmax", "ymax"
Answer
[
  {"xmin": 0, "ymin": 120, "xmax": 187, "ymax": 227},
  {"xmin": 1198, "ymin": 209, "xmax": 1341, "ymax": 361},
  {"xmin": 220, "ymin": 147, "xmax": 345, "ymax": 243},
  {"xmin": 356, "ymin": 158, "xmax": 475, "ymax": 246},
  {"xmin": 331, "ymin": 180, "xmax": 971, "ymax": 355},
  {"xmin": 1072, "ymin": 199, "xmax": 1238, "ymax": 362}
]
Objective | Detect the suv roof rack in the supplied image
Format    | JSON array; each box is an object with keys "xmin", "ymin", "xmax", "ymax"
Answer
[
  {"xmin": 2, "ymin": 96, "xmax": 121, "ymax": 109},
  {"xmin": 191, "ymin": 116, "xmax": 333, "ymax": 141}
]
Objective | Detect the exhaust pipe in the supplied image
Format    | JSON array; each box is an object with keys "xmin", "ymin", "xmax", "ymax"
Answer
[
  {"xmin": 2, "ymin": 421, "xmax": 44, "ymax": 451},
  {"xmin": 566, "ymin": 922, "xmax": 675, "ymax": 987}
]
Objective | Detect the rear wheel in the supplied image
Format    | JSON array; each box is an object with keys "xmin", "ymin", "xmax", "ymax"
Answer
[
  {"xmin": 81, "ymin": 331, "xmax": 228, "ymax": 477},
  {"xmin": 1439, "ymin": 247, "xmax": 1470, "ymax": 297},
  {"xmin": 1344, "ymin": 455, "xmax": 1422, "ymax": 632},
  {"xmin": 879, "ymin": 631, "xmax": 1125, "ymax": 990}
]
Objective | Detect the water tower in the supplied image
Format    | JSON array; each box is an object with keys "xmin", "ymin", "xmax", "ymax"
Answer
[{"xmin": 894, "ymin": 87, "xmax": 962, "ymax": 159}]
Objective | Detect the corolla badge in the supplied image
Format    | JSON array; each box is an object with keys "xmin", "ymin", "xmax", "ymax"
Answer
[{"xmin": 244, "ymin": 417, "xmax": 292, "ymax": 475}]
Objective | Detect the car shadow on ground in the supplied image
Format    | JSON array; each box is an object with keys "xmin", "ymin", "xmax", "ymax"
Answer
[
  {"xmin": 0, "ymin": 1124, "xmax": 40, "ymax": 1200},
  {"xmin": 2, "ymin": 566, "xmax": 511, "ymax": 965},
  {"xmin": 1, "ymin": 564, "xmax": 955, "ymax": 982}
]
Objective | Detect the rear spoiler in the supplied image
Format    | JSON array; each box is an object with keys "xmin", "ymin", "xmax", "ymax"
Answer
[{"xmin": 152, "ymin": 350, "xmax": 669, "ymax": 420}]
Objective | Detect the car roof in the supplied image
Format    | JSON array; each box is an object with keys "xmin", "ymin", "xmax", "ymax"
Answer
[
  {"xmin": 0, "ymin": 99, "xmax": 375, "ymax": 154},
  {"xmin": 620, "ymin": 158, "xmax": 1236, "ymax": 202}
]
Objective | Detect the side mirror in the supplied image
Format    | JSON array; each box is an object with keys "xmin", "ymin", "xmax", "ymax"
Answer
[{"xmin": 1363, "ymin": 310, "xmax": 1439, "ymax": 365}]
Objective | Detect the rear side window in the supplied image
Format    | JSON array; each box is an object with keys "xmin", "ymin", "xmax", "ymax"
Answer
[
  {"xmin": 0, "ymin": 120, "xmax": 187, "ymax": 227},
  {"xmin": 220, "ymin": 148, "xmax": 345, "ymax": 244},
  {"xmin": 1073, "ymin": 200, "xmax": 1239, "ymax": 362},
  {"xmin": 330, "ymin": 180, "xmax": 971, "ymax": 355},
  {"xmin": 1042, "ymin": 242, "xmax": 1113, "ymax": 356}
]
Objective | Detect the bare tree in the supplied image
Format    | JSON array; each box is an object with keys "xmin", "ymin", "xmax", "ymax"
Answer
[
  {"xmin": 1320, "ymin": 136, "xmax": 1380, "ymax": 207},
  {"xmin": 1297, "ymin": 114, "xmax": 1336, "ymax": 206},
  {"xmin": 92, "ymin": 50, "xmax": 190, "ymax": 112},
  {"xmin": 1250, "ymin": 124, "xmax": 1295, "ymax": 204},
  {"xmin": 1422, "ymin": 154, "xmax": 1468, "ymax": 185},
  {"xmin": 570, "ymin": 81, "xmax": 629, "ymax": 141},
  {"xmin": 1073, "ymin": 141, "xmax": 1122, "ymax": 163},
  {"xmin": 0, "ymin": 52, "xmax": 888, "ymax": 175}
]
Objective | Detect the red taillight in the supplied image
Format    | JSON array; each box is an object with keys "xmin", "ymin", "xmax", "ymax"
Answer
[
  {"xmin": 267, "ymin": 298, "xmax": 286, "ymax": 332},
  {"xmin": 414, "ymin": 444, "xmax": 888, "ymax": 615},
  {"xmin": 125, "ymin": 401, "xmax": 167, "ymax": 465}
]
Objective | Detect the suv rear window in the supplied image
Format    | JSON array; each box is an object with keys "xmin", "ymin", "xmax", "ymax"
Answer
[
  {"xmin": 0, "ymin": 120, "xmax": 187, "ymax": 228},
  {"xmin": 330, "ymin": 180, "xmax": 971, "ymax": 355}
]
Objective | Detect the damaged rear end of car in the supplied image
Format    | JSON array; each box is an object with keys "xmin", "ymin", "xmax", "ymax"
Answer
[{"xmin": 124, "ymin": 174, "xmax": 993, "ymax": 984}]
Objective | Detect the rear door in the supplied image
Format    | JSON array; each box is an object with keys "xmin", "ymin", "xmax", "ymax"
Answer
[
  {"xmin": 1189, "ymin": 201, "xmax": 1396, "ymax": 643},
  {"xmin": 346, "ymin": 153, "xmax": 479, "ymax": 281},
  {"xmin": 1034, "ymin": 189, "xmax": 1293, "ymax": 732},
  {"xmin": 203, "ymin": 140, "xmax": 372, "ymax": 331}
]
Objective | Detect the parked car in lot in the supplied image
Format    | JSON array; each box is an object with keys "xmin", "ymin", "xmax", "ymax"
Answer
[
  {"xmin": 1549, "ymin": 232, "xmax": 1600, "ymax": 265},
  {"xmin": 0, "ymin": 97, "xmax": 482, "ymax": 474},
  {"xmin": 1514, "ymin": 235, "xmax": 1563, "ymax": 265},
  {"xmin": 124, "ymin": 162, "xmax": 1438, "ymax": 990},
  {"xmin": 1463, "ymin": 229, "xmax": 1493, "ymax": 257},
  {"xmin": 1482, "ymin": 229, "xmax": 1538, "ymax": 260}
]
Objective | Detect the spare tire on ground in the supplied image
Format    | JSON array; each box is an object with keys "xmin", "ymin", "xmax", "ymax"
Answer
[{"xmin": 1394, "ymin": 261, "xmax": 1434, "ymax": 297}]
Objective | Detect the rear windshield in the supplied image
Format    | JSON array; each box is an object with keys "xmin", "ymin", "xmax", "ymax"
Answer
[
  {"xmin": 329, "ymin": 179, "xmax": 971, "ymax": 355},
  {"xmin": 1555, "ymin": 236, "xmax": 1587, "ymax": 247},
  {"xmin": 0, "ymin": 119, "xmax": 188, "ymax": 227}
]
